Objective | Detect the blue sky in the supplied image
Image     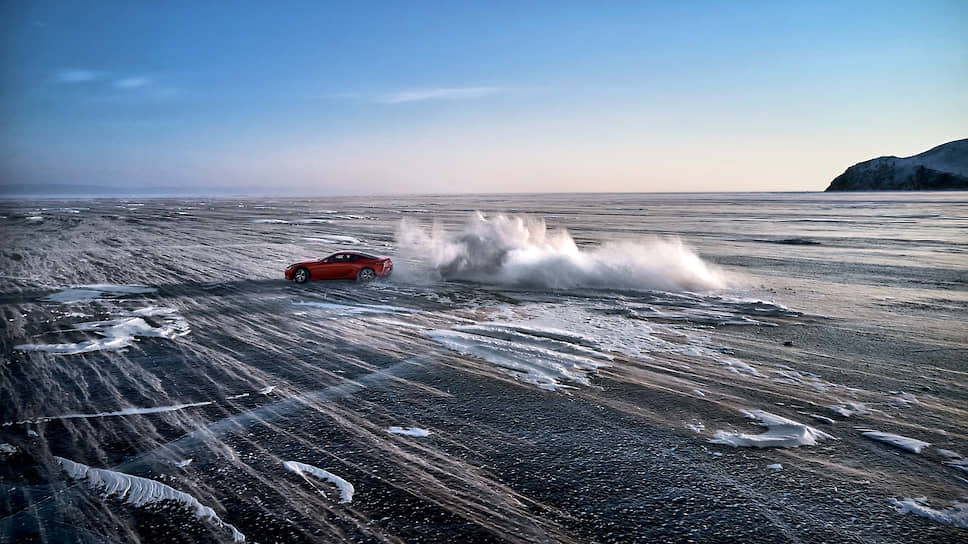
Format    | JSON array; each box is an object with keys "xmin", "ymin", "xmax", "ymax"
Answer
[{"xmin": 1, "ymin": 1, "xmax": 965, "ymax": 194}]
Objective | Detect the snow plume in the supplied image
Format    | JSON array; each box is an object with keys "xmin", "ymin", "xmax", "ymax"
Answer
[{"xmin": 395, "ymin": 212, "xmax": 726, "ymax": 292}]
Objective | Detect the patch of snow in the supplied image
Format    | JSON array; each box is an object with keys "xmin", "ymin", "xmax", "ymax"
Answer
[
  {"xmin": 258, "ymin": 386, "xmax": 275, "ymax": 395},
  {"xmin": 805, "ymin": 413, "xmax": 835, "ymax": 425},
  {"xmin": 890, "ymin": 497, "xmax": 968, "ymax": 528},
  {"xmin": 887, "ymin": 391, "xmax": 919, "ymax": 406},
  {"xmin": 16, "ymin": 307, "xmax": 189, "ymax": 355},
  {"xmin": 176, "ymin": 459, "xmax": 193, "ymax": 468},
  {"xmin": 766, "ymin": 464, "xmax": 783, "ymax": 471},
  {"xmin": 829, "ymin": 402, "xmax": 869, "ymax": 418},
  {"xmin": 387, "ymin": 426, "xmax": 430, "ymax": 437},
  {"xmin": 251, "ymin": 219, "xmax": 289, "ymax": 224},
  {"xmin": 709, "ymin": 410, "xmax": 836, "ymax": 448},
  {"xmin": 283, "ymin": 460, "xmax": 354, "ymax": 503},
  {"xmin": 26, "ymin": 429, "xmax": 38, "ymax": 437},
  {"xmin": 55, "ymin": 456, "xmax": 245, "ymax": 541},
  {"xmin": 0, "ymin": 444, "xmax": 16, "ymax": 455},
  {"xmin": 860, "ymin": 430, "xmax": 930, "ymax": 453}
]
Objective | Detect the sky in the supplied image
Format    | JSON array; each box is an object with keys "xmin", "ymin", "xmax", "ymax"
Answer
[{"xmin": 1, "ymin": 1, "xmax": 966, "ymax": 195}]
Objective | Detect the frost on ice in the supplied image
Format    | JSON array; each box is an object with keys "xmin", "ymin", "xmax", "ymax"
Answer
[
  {"xmin": 283, "ymin": 460, "xmax": 354, "ymax": 503},
  {"xmin": 55, "ymin": 456, "xmax": 245, "ymax": 542},
  {"xmin": 709, "ymin": 410, "xmax": 836, "ymax": 448}
]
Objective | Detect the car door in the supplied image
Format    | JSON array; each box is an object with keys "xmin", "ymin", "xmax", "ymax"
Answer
[
  {"xmin": 320, "ymin": 254, "xmax": 357, "ymax": 280},
  {"xmin": 309, "ymin": 255, "xmax": 341, "ymax": 280},
  {"xmin": 339, "ymin": 254, "xmax": 361, "ymax": 279}
]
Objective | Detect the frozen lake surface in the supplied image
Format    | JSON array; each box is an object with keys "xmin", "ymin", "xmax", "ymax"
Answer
[{"xmin": 1, "ymin": 192, "xmax": 966, "ymax": 542}]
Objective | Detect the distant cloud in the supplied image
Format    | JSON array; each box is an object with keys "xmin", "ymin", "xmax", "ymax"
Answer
[
  {"xmin": 54, "ymin": 69, "xmax": 100, "ymax": 83},
  {"xmin": 376, "ymin": 86, "xmax": 507, "ymax": 104},
  {"xmin": 115, "ymin": 77, "xmax": 150, "ymax": 89}
]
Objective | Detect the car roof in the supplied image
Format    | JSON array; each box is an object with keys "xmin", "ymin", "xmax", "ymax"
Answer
[{"xmin": 328, "ymin": 251, "xmax": 380, "ymax": 259}]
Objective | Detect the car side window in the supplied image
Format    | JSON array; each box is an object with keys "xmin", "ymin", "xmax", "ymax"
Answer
[{"xmin": 347, "ymin": 254, "xmax": 359, "ymax": 262}]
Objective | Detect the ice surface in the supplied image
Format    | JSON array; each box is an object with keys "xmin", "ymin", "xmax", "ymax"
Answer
[
  {"xmin": 283, "ymin": 460, "xmax": 354, "ymax": 503},
  {"xmin": 860, "ymin": 431, "xmax": 930, "ymax": 453},
  {"xmin": 710, "ymin": 410, "xmax": 836, "ymax": 448},
  {"xmin": 10, "ymin": 401, "xmax": 213, "ymax": 425},
  {"xmin": 293, "ymin": 300, "xmax": 413, "ymax": 316},
  {"xmin": 251, "ymin": 219, "xmax": 289, "ymax": 224},
  {"xmin": 428, "ymin": 323, "xmax": 611, "ymax": 391},
  {"xmin": 387, "ymin": 426, "xmax": 431, "ymax": 437},
  {"xmin": 43, "ymin": 284, "xmax": 156, "ymax": 304},
  {"xmin": 890, "ymin": 497, "xmax": 968, "ymax": 528},
  {"xmin": 55, "ymin": 456, "xmax": 245, "ymax": 541}
]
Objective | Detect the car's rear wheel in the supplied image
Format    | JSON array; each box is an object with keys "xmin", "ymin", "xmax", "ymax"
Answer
[
  {"xmin": 357, "ymin": 268, "xmax": 376, "ymax": 282},
  {"xmin": 293, "ymin": 268, "xmax": 310, "ymax": 283}
]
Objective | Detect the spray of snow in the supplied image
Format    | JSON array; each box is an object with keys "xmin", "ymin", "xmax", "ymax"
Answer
[
  {"xmin": 395, "ymin": 212, "xmax": 726, "ymax": 292},
  {"xmin": 283, "ymin": 460, "xmax": 354, "ymax": 503},
  {"xmin": 55, "ymin": 456, "xmax": 245, "ymax": 541},
  {"xmin": 710, "ymin": 410, "xmax": 836, "ymax": 448}
]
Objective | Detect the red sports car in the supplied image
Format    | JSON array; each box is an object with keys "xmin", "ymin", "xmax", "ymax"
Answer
[{"xmin": 285, "ymin": 252, "xmax": 392, "ymax": 283}]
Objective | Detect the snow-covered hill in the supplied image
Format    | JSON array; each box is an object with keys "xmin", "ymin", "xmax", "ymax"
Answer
[{"xmin": 826, "ymin": 139, "xmax": 968, "ymax": 191}]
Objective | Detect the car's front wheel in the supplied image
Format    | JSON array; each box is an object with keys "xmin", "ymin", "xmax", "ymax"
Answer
[
  {"xmin": 293, "ymin": 268, "xmax": 310, "ymax": 283},
  {"xmin": 357, "ymin": 268, "xmax": 376, "ymax": 282}
]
